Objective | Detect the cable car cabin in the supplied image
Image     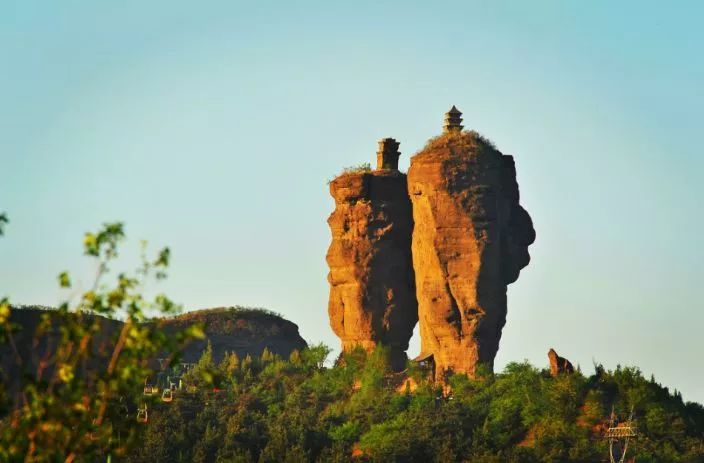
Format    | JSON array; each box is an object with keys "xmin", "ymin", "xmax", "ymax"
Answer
[
  {"xmin": 412, "ymin": 352, "xmax": 436, "ymax": 380},
  {"xmin": 162, "ymin": 388, "xmax": 173, "ymax": 403},
  {"xmin": 136, "ymin": 406, "xmax": 148, "ymax": 424},
  {"xmin": 143, "ymin": 377, "xmax": 159, "ymax": 396}
]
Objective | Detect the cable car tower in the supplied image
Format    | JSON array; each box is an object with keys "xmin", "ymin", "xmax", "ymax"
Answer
[{"xmin": 604, "ymin": 406, "xmax": 638, "ymax": 463}]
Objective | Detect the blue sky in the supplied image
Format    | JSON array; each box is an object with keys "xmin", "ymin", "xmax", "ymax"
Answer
[{"xmin": 1, "ymin": 1, "xmax": 703, "ymax": 402}]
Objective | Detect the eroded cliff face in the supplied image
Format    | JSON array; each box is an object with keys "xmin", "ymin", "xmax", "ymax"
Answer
[
  {"xmin": 326, "ymin": 170, "xmax": 417, "ymax": 369},
  {"xmin": 407, "ymin": 131, "xmax": 535, "ymax": 379}
]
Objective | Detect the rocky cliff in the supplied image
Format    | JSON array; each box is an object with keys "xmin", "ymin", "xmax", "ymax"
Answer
[
  {"xmin": 326, "ymin": 141, "xmax": 417, "ymax": 369},
  {"xmin": 407, "ymin": 129, "xmax": 535, "ymax": 379}
]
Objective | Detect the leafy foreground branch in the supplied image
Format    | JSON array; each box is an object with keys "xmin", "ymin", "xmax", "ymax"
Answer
[{"xmin": 0, "ymin": 222, "xmax": 203, "ymax": 462}]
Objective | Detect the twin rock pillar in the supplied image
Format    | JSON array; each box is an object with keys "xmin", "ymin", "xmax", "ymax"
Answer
[
  {"xmin": 326, "ymin": 138, "xmax": 417, "ymax": 370},
  {"xmin": 326, "ymin": 108, "xmax": 535, "ymax": 378}
]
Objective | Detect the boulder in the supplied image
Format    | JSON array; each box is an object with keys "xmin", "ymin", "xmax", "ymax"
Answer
[{"xmin": 548, "ymin": 348, "xmax": 574, "ymax": 376}]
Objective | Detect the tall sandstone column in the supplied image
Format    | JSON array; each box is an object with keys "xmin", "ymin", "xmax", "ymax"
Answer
[
  {"xmin": 408, "ymin": 108, "xmax": 535, "ymax": 379},
  {"xmin": 326, "ymin": 139, "xmax": 417, "ymax": 370}
]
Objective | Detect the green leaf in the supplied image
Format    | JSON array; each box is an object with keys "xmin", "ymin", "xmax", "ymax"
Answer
[
  {"xmin": 58, "ymin": 271, "xmax": 71, "ymax": 288},
  {"xmin": 83, "ymin": 233, "xmax": 98, "ymax": 256},
  {"xmin": 0, "ymin": 298, "xmax": 10, "ymax": 324}
]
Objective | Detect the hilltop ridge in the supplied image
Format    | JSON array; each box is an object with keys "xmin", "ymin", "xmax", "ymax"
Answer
[{"xmin": 1, "ymin": 305, "xmax": 307, "ymax": 380}]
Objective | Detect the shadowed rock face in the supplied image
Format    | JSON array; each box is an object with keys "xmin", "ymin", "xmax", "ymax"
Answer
[
  {"xmin": 326, "ymin": 170, "xmax": 417, "ymax": 369},
  {"xmin": 407, "ymin": 131, "xmax": 535, "ymax": 379}
]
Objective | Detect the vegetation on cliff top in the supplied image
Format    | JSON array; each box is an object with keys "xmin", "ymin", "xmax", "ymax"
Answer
[
  {"xmin": 328, "ymin": 162, "xmax": 373, "ymax": 185},
  {"xmin": 159, "ymin": 306, "xmax": 292, "ymax": 336},
  {"xmin": 418, "ymin": 130, "xmax": 498, "ymax": 158},
  {"xmin": 340, "ymin": 162, "xmax": 372, "ymax": 175}
]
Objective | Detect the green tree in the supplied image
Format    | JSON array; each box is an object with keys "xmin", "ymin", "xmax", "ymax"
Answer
[{"xmin": 220, "ymin": 351, "xmax": 241, "ymax": 374}]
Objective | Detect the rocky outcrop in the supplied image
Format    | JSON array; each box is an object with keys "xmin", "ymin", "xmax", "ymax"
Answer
[
  {"xmin": 548, "ymin": 348, "xmax": 574, "ymax": 376},
  {"xmin": 408, "ymin": 128, "xmax": 535, "ymax": 379},
  {"xmin": 326, "ymin": 141, "xmax": 417, "ymax": 369}
]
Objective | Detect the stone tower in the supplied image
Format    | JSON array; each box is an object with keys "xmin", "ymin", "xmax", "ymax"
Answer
[
  {"xmin": 326, "ymin": 140, "xmax": 417, "ymax": 370},
  {"xmin": 407, "ymin": 107, "xmax": 535, "ymax": 379},
  {"xmin": 376, "ymin": 138, "xmax": 401, "ymax": 170}
]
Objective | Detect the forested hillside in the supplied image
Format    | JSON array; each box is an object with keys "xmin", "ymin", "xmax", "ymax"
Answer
[{"xmin": 127, "ymin": 346, "xmax": 704, "ymax": 463}]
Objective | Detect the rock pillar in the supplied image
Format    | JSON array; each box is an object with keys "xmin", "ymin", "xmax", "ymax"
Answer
[
  {"xmin": 407, "ymin": 109, "xmax": 535, "ymax": 379},
  {"xmin": 326, "ymin": 140, "xmax": 417, "ymax": 370}
]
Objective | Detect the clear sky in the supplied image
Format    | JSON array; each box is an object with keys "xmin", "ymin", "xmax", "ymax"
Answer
[{"xmin": 1, "ymin": 1, "xmax": 703, "ymax": 402}]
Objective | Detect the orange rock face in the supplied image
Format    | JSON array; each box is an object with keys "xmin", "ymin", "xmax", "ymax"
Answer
[
  {"xmin": 548, "ymin": 348, "xmax": 574, "ymax": 376},
  {"xmin": 326, "ymin": 170, "xmax": 417, "ymax": 369},
  {"xmin": 408, "ymin": 131, "xmax": 535, "ymax": 379}
]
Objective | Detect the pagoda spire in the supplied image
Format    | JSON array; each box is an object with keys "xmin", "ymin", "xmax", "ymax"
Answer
[
  {"xmin": 376, "ymin": 137, "xmax": 401, "ymax": 170},
  {"xmin": 443, "ymin": 105, "xmax": 463, "ymax": 133}
]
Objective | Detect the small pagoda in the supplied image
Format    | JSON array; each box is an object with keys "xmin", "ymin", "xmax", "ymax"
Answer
[
  {"xmin": 376, "ymin": 137, "xmax": 401, "ymax": 170},
  {"xmin": 443, "ymin": 105, "xmax": 464, "ymax": 133}
]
